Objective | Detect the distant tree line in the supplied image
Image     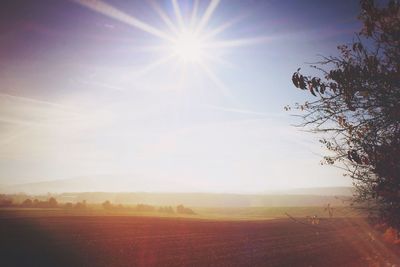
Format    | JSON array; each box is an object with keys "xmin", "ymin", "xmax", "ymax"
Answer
[
  {"xmin": 21, "ymin": 197, "xmax": 58, "ymax": 208},
  {"xmin": 101, "ymin": 201, "xmax": 196, "ymax": 214},
  {"xmin": 0, "ymin": 196, "xmax": 60, "ymax": 208},
  {"xmin": 0, "ymin": 195, "xmax": 87, "ymax": 209},
  {"xmin": 0, "ymin": 194, "xmax": 196, "ymax": 215},
  {"xmin": 176, "ymin": 204, "xmax": 196, "ymax": 215}
]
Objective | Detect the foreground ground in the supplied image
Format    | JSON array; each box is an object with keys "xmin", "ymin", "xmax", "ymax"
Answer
[{"xmin": 1, "ymin": 211, "xmax": 399, "ymax": 266}]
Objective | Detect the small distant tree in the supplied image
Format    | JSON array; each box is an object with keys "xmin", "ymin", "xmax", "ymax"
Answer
[
  {"xmin": 176, "ymin": 204, "xmax": 195, "ymax": 215},
  {"xmin": 102, "ymin": 200, "xmax": 112, "ymax": 210},
  {"xmin": 48, "ymin": 197, "xmax": 58, "ymax": 208},
  {"xmin": 290, "ymin": 0, "xmax": 400, "ymax": 228},
  {"xmin": 75, "ymin": 200, "xmax": 87, "ymax": 210},
  {"xmin": 21, "ymin": 199, "xmax": 33, "ymax": 207}
]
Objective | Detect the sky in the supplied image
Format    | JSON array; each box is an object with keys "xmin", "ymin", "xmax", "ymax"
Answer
[{"xmin": 0, "ymin": 0, "xmax": 361, "ymax": 193}]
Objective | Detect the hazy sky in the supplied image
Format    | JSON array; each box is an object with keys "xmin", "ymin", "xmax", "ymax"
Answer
[{"xmin": 0, "ymin": 0, "xmax": 360, "ymax": 192}]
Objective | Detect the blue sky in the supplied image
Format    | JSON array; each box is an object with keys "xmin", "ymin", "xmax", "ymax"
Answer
[{"xmin": 0, "ymin": 0, "xmax": 361, "ymax": 192}]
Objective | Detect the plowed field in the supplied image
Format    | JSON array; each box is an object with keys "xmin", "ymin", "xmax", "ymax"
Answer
[{"xmin": 1, "ymin": 213, "xmax": 399, "ymax": 266}]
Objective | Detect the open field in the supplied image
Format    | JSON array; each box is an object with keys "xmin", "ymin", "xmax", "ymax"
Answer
[
  {"xmin": 0, "ymin": 206, "xmax": 359, "ymax": 220},
  {"xmin": 194, "ymin": 206, "xmax": 360, "ymax": 220},
  {"xmin": 1, "ymin": 210, "xmax": 399, "ymax": 267}
]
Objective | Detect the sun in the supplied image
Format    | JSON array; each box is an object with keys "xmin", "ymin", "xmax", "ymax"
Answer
[
  {"xmin": 172, "ymin": 31, "xmax": 204, "ymax": 62},
  {"xmin": 74, "ymin": 0, "xmax": 267, "ymax": 92}
]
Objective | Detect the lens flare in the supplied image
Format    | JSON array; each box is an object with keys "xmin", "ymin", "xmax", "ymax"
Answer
[
  {"xmin": 73, "ymin": 0, "xmax": 271, "ymax": 92},
  {"xmin": 173, "ymin": 31, "xmax": 204, "ymax": 62}
]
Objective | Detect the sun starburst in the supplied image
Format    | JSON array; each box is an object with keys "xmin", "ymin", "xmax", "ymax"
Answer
[
  {"xmin": 73, "ymin": 0, "xmax": 270, "ymax": 93},
  {"xmin": 172, "ymin": 31, "xmax": 204, "ymax": 62}
]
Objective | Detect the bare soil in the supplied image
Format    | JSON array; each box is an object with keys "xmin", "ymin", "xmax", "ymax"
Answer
[{"xmin": 1, "ymin": 213, "xmax": 399, "ymax": 266}]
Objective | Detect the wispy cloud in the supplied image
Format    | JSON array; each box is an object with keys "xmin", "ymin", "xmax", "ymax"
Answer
[
  {"xmin": 73, "ymin": 79, "xmax": 127, "ymax": 92},
  {"xmin": 205, "ymin": 104, "xmax": 283, "ymax": 118},
  {"xmin": 0, "ymin": 92, "xmax": 83, "ymax": 127},
  {"xmin": 0, "ymin": 93, "xmax": 78, "ymax": 112}
]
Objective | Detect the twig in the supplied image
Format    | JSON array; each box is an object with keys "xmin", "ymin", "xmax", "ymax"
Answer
[{"xmin": 285, "ymin": 212, "xmax": 328, "ymax": 229}]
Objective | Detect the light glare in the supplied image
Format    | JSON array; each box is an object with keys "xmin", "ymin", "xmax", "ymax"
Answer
[{"xmin": 173, "ymin": 31, "xmax": 203, "ymax": 62}]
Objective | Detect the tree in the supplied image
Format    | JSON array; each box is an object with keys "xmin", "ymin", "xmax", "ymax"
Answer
[
  {"xmin": 102, "ymin": 200, "xmax": 112, "ymax": 210},
  {"xmin": 21, "ymin": 199, "xmax": 33, "ymax": 207},
  {"xmin": 0, "ymin": 198, "xmax": 13, "ymax": 207},
  {"xmin": 176, "ymin": 204, "xmax": 195, "ymax": 215},
  {"xmin": 290, "ymin": 0, "xmax": 400, "ymax": 228},
  {"xmin": 75, "ymin": 200, "xmax": 87, "ymax": 210},
  {"xmin": 48, "ymin": 197, "xmax": 58, "ymax": 208},
  {"xmin": 64, "ymin": 202, "xmax": 73, "ymax": 209}
]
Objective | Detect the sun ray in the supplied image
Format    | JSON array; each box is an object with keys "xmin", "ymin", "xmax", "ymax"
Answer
[
  {"xmin": 190, "ymin": 0, "xmax": 199, "ymax": 27},
  {"xmin": 148, "ymin": 0, "xmax": 180, "ymax": 35},
  {"xmin": 195, "ymin": 0, "xmax": 221, "ymax": 34},
  {"xmin": 172, "ymin": 0, "xmax": 185, "ymax": 30},
  {"xmin": 0, "ymin": 93, "xmax": 77, "ymax": 112},
  {"xmin": 73, "ymin": 0, "xmax": 174, "ymax": 42},
  {"xmin": 205, "ymin": 36, "xmax": 274, "ymax": 48},
  {"xmin": 174, "ymin": 63, "xmax": 189, "ymax": 92},
  {"xmin": 202, "ymin": 53, "xmax": 236, "ymax": 69},
  {"xmin": 133, "ymin": 53, "xmax": 177, "ymax": 78},
  {"xmin": 73, "ymin": 0, "xmax": 269, "ymax": 101},
  {"xmin": 130, "ymin": 43, "xmax": 173, "ymax": 53},
  {"xmin": 201, "ymin": 15, "xmax": 246, "ymax": 41},
  {"xmin": 198, "ymin": 61, "xmax": 231, "ymax": 97},
  {"xmin": 75, "ymin": 79, "xmax": 127, "ymax": 92}
]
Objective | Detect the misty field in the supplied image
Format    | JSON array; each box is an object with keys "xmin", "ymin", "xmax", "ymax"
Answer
[{"xmin": 1, "ymin": 210, "xmax": 399, "ymax": 267}]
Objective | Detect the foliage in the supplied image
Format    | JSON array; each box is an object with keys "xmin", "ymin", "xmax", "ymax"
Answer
[
  {"xmin": 158, "ymin": 206, "xmax": 175, "ymax": 213},
  {"xmin": 290, "ymin": 0, "xmax": 400, "ymax": 228},
  {"xmin": 102, "ymin": 200, "xmax": 112, "ymax": 210},
  {"xmin": 176, "ymin": 204, "xmax": 196, "ymax": 215},
  {"xmin": 74, "ymin": 200, "xmax": 87, "ymax": 210},
  {"xmin": 22, "ymin": 198, "xmax": 33, "ymax": 207},
  {"xmin": 48, "ymin": 197, "xmax": 58, "ymax": 208}
]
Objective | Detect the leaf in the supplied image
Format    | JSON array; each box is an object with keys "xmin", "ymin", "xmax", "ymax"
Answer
[
  {"xmin": 299, "ymin": 75, "xmax": 307, "ymax": 89},
  {"xmin": 292, "ymin": 73, "xmax": 299, "ymax": 88},
  {"xmin": 309, "ymin": 87, "xmax": 316, "ymax": 96}
]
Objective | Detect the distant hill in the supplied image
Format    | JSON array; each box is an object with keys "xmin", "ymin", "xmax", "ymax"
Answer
[
  {"xmin": 53, "ymin": 192, "xmax": 350, "ymax": 207},
  {"xmin": 283, "ymin": 187, "xmax": 353, "ymax": 196},
  {"xmin": 0, "ymin": 175, "xmax": 151, "ymax": 194},
  {"xmin": 1, "ymin": 176, "xmax": 353, "ymax": 196},
  {"xmin": 1, "ymin": 177, "xmax": 97, "ymax": 195},
  {"xmin": 0, "ymin": 177, "xmax": 353, "ymax": 207}
]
